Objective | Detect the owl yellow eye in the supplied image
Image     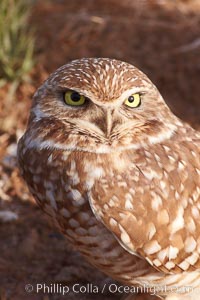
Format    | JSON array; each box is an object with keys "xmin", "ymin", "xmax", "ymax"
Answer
[
  {"xmin": 64, "ymin": 91, "xmax": 86, "ymax": 106},
  {"xmin": 124, "ymin": 93, "xmax": 141, "ymax": 108}
]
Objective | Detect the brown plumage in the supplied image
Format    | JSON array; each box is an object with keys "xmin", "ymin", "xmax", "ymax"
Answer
[{"xmin": 17, "ymin": 58, "xmax": 200, "ymax": 299}]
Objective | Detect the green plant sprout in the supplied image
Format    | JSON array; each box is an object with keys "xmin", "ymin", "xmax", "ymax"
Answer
[{"xmin": 0, "ymin": 0, "xmax": 35, "ymax": 95}]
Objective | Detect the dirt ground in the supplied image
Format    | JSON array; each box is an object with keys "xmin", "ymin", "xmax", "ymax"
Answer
[{"xmin": 0, "ymin": 0, "xmax": 200, "ymax": 299}]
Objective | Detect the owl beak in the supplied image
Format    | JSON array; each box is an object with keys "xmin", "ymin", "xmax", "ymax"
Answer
[
  {"xmin": 94, "ymin": 107, "xmax": 115, "ymax": 137},
  {"xmin": 105, "ymin": 109, "xmax": 113, "ymax": 137}
]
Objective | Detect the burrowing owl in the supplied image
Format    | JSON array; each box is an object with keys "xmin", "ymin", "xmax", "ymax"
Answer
[{"xmin": 18, "ymin": 58, "xmax": 200, "ymax": 299}]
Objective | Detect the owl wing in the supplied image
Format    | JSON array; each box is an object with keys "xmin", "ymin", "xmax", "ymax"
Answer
[{"xmin": 88, "ymin": 135, "xmax": 200, "ymax": 274}]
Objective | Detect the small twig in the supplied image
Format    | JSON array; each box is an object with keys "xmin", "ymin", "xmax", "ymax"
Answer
[{"xmin": 173, "ymin": 37, "xmax": 200, "ymax": 53}]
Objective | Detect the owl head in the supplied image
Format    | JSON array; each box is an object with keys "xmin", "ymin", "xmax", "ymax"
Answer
[{"xmin": 26, "ymin": 58, "xmax": 178, "ymax": 153}]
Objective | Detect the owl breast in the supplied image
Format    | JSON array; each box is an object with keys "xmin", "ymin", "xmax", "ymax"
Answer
[
  {"xmin": 18, "ymin": 138, "xmax": 161, "ymax": 283},
  {"xmin": 18, "ymin": 131, "xmax": 200, "ymax": 294}
]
